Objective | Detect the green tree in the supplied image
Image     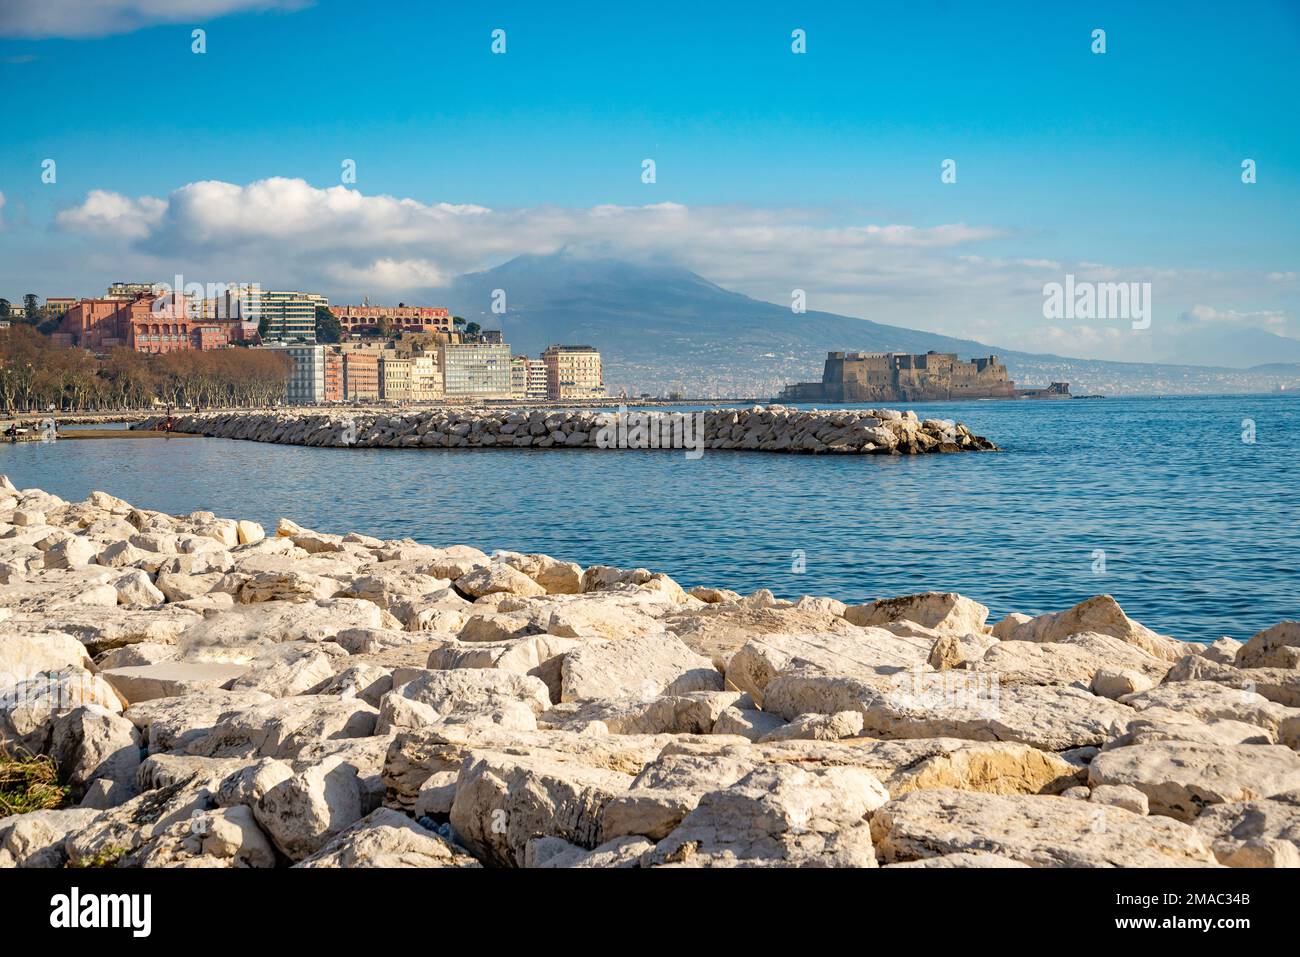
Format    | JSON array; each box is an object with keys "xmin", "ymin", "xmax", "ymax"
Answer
[
  {"xmin": 0, "ymin": 299, "xmax": 11, "ymax": 318},
  {"xmin": 452, "ymin": 316, "xmax": 466, "ymax": 330},
  {"xmin": 315, "ymin": 305, "xmax": 343, "ymax": 343},
  {"xmin": 465, "ymin": 321, "xmax": 481, "ymax": 338},
  {"xmin": 23, "ymin": 294, "xmax": 39, "ymax": 322},
  {"xmin": 376, "ymin": 316, "xmax": 395, "ymax": 339}
]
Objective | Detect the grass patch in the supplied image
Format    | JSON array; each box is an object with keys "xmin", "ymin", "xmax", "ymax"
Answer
[
  {"xmin": 69, "ymin": 845, "xmax": 129, "ymax": 869},
  {"xmin": 0, "ymin": 744, "xmax": 69, "ymax": 817}
]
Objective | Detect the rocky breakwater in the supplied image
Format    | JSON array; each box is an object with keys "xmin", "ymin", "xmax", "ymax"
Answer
[
  {"xmin": 133, "ymin": 406, "xmax": 999, "ymax": 455},
  {"xmin": 4, "ymin": 476, "xmax": 1300, "ymax": 868}
]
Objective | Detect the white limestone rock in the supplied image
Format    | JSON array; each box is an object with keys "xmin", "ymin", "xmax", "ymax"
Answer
[
  {"xmin": 224, "ymin": 643, "xmax": 340, "ymax": 698},
  {"xmin": 1089, "ymin": 783, "xmax": 1150, "ymax": 815},
  {"xmin": 454, "ymin": 562, "xmax": 547, "ymax": 599},
  {"xmin": 1, "ymin": 667, "xmax": 125, "ymax": 754},
  {"xmin": 123, "ymin": 688, "xmax": 274, "ymax": 754},
  {"xmin": 757, "ymin": 710, "xmax": 864, "ymax": 743},
  {"xmin": 885, "ymin": 852, "xmax": 1029, "ymax": 868},
  {"xmin": 856, "ymin": 676, "xmax": 1135, "ymax": 752},
  {"xmin": 1091, "ymin": 667, "xmax": 1155, "ymax": 699},
  {"xmin": 1236, "ymin": 621, "xmax": 1300, "ymax": 670},
  {"xmin": 0, "ymin": 807, "xmax": 101, "ymax": 868},
  {"xmin": 449, "ymin": 749, "xmax": 633, "ymax": 867},
  {"xmin": 1104, "ymin": 706, "xmax": 1275, "ymax": 750},
  {"xmin": 1088, "ymin": 742, "xmax": 1300, "ymax": 822},
  {"xmin": 176, "ymin": 598, "xmax": 393, "ymax": 651},
  {"xmin": 245, "ymin": 757, "xmax": 366, "ymax": 861},
  {"xmin": 111, "ymin": 569, "xmax": 166, "ymax": 608},
  {"xmin": 1121, "ymin": 680, "xmax": 1298, "ymax": 737},
  {"xmin": 1192, "ymin": 794, "xmax": 1300, "ymax": 867},
  {"xmin": 644, "ymin": 764, "xmax": 888, "ymax": 868},
  {"xmin": 0, "ymin": 630, "xmax": 93, "ymax": 676},
  {"xmin": 525, "ymin": 834, "xmax": 653, "ymax": 868},
  {"xmin": 295, "ymin": 807, "xmax": 479, "ymax": 868},
  {"xmin": 134, "ymin": 804, "xmax": 276, "ymax": 868},
  {"xmin": 48, "ymin": 705, "xmax": 142, "ymax": 807},
  {"xmin": 312, "ymin": 664, "xmax": 393, "ymax": 707},
  {"xmin": 185, "ymin": 696, "xmax": 378, "ymax": 760},
  {"xmin": 843, "ymin": 591, "xmax": 989, "ymax": 636},
  {"xmin": 712, "ymin": 706, "xmax": 787, "ymax": 741},
  {"xmin": 393, "ymin": 668, "xmax": 551, "ymax": 720},
  {"xmin": 560, "ymin": 633, "xmax": 722, "ymax": 701},
  {"xmin": 1162, "ymin": 653, "xmax": 1300, "ymax": 708},
  {"xmin": 725, "ymin": 628, "xmax": 930, "ymax": 707},
  {"xmin": 102, "ymin": 661, "xmax": 250, "ymax": 703},
  {"xmin": 872, "ymin": 789, "xmax": 1216, "ymax": 866},
  {"xmin": 1204, "ymin": 636, "xmax": 1244, "ymax": 665},
  {"xmin": 991, "ymin": 594, "xmax": 1188, "ymax": 663}
]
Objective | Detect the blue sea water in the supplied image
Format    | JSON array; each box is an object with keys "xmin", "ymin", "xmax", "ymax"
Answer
[{"xmin": 2, "ymin": 394, "xmax": 1296, "ymax": 643}]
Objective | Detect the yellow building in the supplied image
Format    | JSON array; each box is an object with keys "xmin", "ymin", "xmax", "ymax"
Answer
[
  {"xmin": 411, "ymin": 353, "xmax": 443, "ymax": 401},
  {"xmin": 379, "ymin": 355, "xmax": 412, "ymax": 401},
  {"xmin": 542, "ymin": 345, "xmax": 603, "ymax": 400}
]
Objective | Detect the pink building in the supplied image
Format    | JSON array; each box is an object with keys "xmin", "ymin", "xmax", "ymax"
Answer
[{"xmin": 56, "ymin": 293, "xmax": 248, "ymax": 354}]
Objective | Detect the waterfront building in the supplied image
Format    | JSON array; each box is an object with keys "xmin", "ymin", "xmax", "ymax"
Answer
[
  {"xmin": 258, "ymin": 342, "xmax": 325, "ymax": 405},
  {"xmin": 526, "ymin": 357, "xmax": 550, "ymax": 401},
  {"xmin": 380, "ymin": 355, "xmax": 413, "ymax": 401},
  {"xmin": 510, "ymin": 355, "xmax": 529, "ymax": 399},
  {"xmin": 410, "ymin": 353, "xmax": 442, "ymax": 401},
  {"xmin": 342, "ymin": 351, "xmax": 379, "ymax": 400},
  {"xmin": 439, "ymin": 340, "xmax": 512, "ymax": 399},
  {"xmin": 53, "ymin": 292, "xmax": 247, "ymax": 354},
  {"xmin": 542, "ymin": 345, "xmax": 604, "ymax": 400},
  {"xmin": 324, "ymin": 348, "xmax": 344, "ymax": 402},
  {"xmin": 238, "ymin": 289, "xmax": 323, "ymax": 342},
  {"xmin": 330, "ymin": 304, "xmax": 452, "ymax": 337}
]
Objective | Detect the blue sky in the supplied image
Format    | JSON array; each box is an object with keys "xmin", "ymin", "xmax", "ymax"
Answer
[{"xmin": 1, "ymin": 0, "xmax": 1297, "ymax": 362}]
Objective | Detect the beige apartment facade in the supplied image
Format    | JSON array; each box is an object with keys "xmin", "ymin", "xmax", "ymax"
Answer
[
  {"xmin": 510, "ymin": 356, "xmax": 529, "ymax": 400},
  {"xmin": 542, "ymin": 345, "xmax": 603, "ymax": 400},
  {"xmin": 411, "ymin": 353, "xmax": 442, "ymax": 401},
  {"xmin": 380, "ymin": 355, "xmax": 412, "ymax": 401}
]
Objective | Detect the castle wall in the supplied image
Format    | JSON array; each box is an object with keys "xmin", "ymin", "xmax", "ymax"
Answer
[{"xmin": 779, "ymin": 351, "xmax": 1016, "ymax": 403}]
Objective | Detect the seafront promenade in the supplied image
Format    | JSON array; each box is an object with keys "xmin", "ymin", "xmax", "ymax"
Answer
[{"xmin": 1, "ymin": 477, "xmax": 1299, "ymax": 868}]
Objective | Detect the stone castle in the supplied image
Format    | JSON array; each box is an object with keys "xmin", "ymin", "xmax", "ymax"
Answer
[{"xmin": 777, "ymin": 351, "xmax": 1019, "ymax": 403}]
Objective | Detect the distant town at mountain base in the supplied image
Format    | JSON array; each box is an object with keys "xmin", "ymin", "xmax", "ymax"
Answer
[{"xmin": 438, "ymin": 253, "xmax": 1300, "ymax": 398}]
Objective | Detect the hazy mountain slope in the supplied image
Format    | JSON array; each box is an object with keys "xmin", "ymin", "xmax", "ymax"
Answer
[{"xmin": 434, "ymin": 252, "xmax": 1300, "ymax": 397}]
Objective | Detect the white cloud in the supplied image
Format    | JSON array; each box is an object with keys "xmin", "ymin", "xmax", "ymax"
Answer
[
  {"xmin": 1183, "ymin": 304, "xmax": 1290, "ymax": 333},
  {"xmin": 55, "ymin": 189, "xmax": 166, "ymax": 240},
  {"xmin": 44, "ymin": 176, "xmax": 1298, "ymax": 365},
  {"xmin": 325, "ymin": 258, "xmax": 450, "ymax": 292},
  {"xmin": 53, "ymin": 177, "xmax": 1008, "ymax": 300},
  {"xmin": 0, "ymin": 0, "xmax": 310, "ymax": 39}
]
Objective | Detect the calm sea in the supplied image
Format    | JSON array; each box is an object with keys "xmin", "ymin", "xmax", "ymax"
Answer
[{"xmin": 3, "ymin": 394, "xmax": 1296, "ymax": 643}]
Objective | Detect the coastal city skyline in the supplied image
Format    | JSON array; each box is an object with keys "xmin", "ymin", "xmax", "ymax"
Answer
[
  {"xmin": 2, "ymin": 1, "xmax": 1298, "ymax": 370},
  {"xmin": 1, "ymin": 0, "xmax": 1297, "ymax": 901}
]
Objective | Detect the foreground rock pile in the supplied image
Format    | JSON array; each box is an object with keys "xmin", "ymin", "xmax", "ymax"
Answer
[
  {"xmin": 134, "ymin": 406, "xmax": 998, "ymax": 455},
  {"xmin": 3, "ymin": 478, "xmax": 1299, "ymax": 869}
]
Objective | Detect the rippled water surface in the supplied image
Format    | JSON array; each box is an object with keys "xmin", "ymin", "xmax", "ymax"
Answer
[{"xmin": 4, "ymin": 394, "xmax": 1296, "ymax": 642}]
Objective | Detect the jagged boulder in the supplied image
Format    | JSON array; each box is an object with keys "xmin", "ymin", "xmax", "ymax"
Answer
[{"xmin": 871, "ymin": 788, "xmax": 1217, "ymax": 866}]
